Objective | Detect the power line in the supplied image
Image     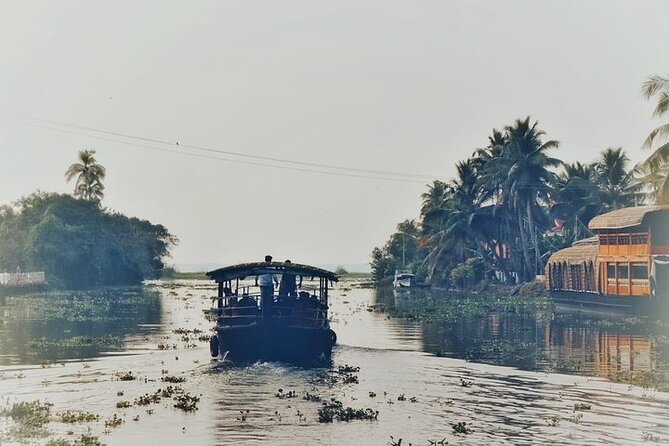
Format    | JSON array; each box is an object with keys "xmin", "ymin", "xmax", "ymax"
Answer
[
  {"xmin": 3, "ymin": 116, "xmax": 429, "ymax": 184},
  {"xmin": 0, "ymin": 111, "xmax": 440, "ymax": 181}
]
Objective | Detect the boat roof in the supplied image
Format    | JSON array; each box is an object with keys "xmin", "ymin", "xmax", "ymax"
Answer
[
  {"xmin": 206, "ymin": 262, "xmax": 339, "ymax": 282},
  {"xmin": 588, "ymin": 205, "xmax": 669, "ymax": 230}
]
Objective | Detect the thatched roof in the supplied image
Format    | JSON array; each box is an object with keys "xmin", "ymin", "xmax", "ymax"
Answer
[
  {"xmin": 588, "ymin": 205, "xmax": 669, "ymax": 230},
  {"xmin": 207, "ymin": 261, "xmax": 339, "ymax": 282},
  {"xmin": 547, "ymin": 238, "xmax": 599, "ymax": 266}
]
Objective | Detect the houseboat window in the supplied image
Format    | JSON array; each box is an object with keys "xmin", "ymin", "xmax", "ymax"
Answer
[
  {"xmin": 600, "ymin": 235, "xmax": 610, "ymax": 245},
  {"xmin": 631, "ymin": 234, "xmax": 648, "ymax": 244},
  {"xmin": 617, "ymin": 234, "xmax": 630, "ymax": 245},
  {"xmin": 631, "ymin": 263, "xmax": 649, "ymax": 279},
  {"xmin": 617, "ymin": 263, "xmax": 629, "ymax": 279},
  {"xmin": 607, "ymin": 263, "xmax": 616, "ymax": 278}
]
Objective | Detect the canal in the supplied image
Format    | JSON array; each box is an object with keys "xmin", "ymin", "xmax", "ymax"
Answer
[{"xmin": 0, "ymin": 280, "xmax": 667, "ymax": 445}]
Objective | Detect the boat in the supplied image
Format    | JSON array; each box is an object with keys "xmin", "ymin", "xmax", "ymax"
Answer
[
  {"xmin": 393, "ymin": 270, "xmax": 416, "ymax": 288},
  {"xmin": 545, "ymin": 205, "xmax": 669, "ymax": 310},
  {"xmin": 205, "ymin": 261, "xmax": 338, "ymax": 360}
]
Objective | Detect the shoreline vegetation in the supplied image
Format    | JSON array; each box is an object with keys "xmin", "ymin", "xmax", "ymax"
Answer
[
  {"xmin": 371, "ymin": 116, "xmax": 668, "ymax": 290},
  {"xmin": 0, "ymin": 150, "xmax": 177, "ymax": 289}
]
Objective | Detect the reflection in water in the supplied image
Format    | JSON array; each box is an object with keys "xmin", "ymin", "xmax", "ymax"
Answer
[
  {"xmin": 378, "ymin": 287, "xmax": 665, "ymax": 382},
  {"xmin": 0, "ymin": 281, "xmax": 667, "ymax": 445},
  {"xmin": 0, "ymin": 287, "xmax": 162, "ymax": 365}
]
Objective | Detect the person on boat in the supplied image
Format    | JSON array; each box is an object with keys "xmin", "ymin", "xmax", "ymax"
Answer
[
  {"xmin": 278, "ymin": 259, "xmax": 298, "ymax": 298},
  {"xmin": 258, "ymin": 255, "xmax": 278, "ymax": 310}
]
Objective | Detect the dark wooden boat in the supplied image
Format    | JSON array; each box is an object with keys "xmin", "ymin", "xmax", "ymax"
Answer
[{"xmin": 205, "ymin": 261, "xmax": 338, "ymax": 361}]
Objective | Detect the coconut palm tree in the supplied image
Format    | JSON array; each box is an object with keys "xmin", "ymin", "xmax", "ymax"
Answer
[
  {"xmin": 641, "ymin": 75, "xmax": 669, "ymax": 204},
  {"xmin": 481, "ymin": 117, "xmax": 560, "ymax": 280},
  {"xmin": 594, "ymin": 147, "xmax": 642, "ymax": 211},
  {"xmin": 551, "ymin": 161, "xmax": 601, "ymax": 241},
  {"xmin": 65, "ymin": 150, "xmax": 106, "ymax": 202},
  {"xmin": 420, "ymin": 180, "xmax": 450, "ymax": 236}
]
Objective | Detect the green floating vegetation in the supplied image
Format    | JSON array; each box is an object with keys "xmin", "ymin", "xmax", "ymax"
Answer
[
  {"xmin": 573, "ymin": 403, "xmax": 592, "ymax": 411},
  {"xmin": 372, "ymin": 291, "xmax": 553, "ymax": 323},
  {"xmin": 58, "ymin": 410, "xmax": 99, "ymax": 423},
  {"xmin": 30, "ymin": 335, "xmax": 123, "ymax": 350},
  {"xmin": 173, "ymin": 393, "xmax": 200, "ymax": 412},
  {"xmin": 104, "ymin": 414, "xmax": 123, "ymax": 428},
  {"xmin": 46, "ymin": 435, "xmax": 104, "ymax": 446},
  {"xmin": 317, "ymin": 399, "xmax": 378, "ymax": 423},
  {"xmin": 1, "ymin": 400, "xmax": 53, "ymax": 439},
  {"xmin": 275, "ymin": 389, "xmax": 298, "ymax": 399},
  {"xmin": 161, "ymin": 375, "xmax": 186, "ymax": 383},
  {"xmin": 452, "ymin": 421, "xmax": 473, "ymax": 434}
]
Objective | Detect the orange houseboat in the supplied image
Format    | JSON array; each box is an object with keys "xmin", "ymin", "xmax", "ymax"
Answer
[{"xmin": 546, "ymin": 205, "xmax": 669, "ymax": 308}]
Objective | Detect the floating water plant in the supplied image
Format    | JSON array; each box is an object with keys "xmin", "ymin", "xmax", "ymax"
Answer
[
  {"xmin": 573, "ymin": 403, "xmax": 592, "ymax": 411},
  {"xmin": 161, "ymin": 375, "xmax": 186, "ymax": 383},
  {"xmin": 58, "ymin": 411, "xmax": 99, "ymax": 423},
  {"xmin": 303, "ymin": 392, "xmax": 321, "ymax": 402},
  {"xmin": 116, "ymin": 401, "xmax": 131, "ymax": 409},
  {"xmin": 114, "ymin": 371, "xmax": 136, "ymax": 381},
  {"xmin": 275, "ymin": 389, "xmax": 298, "ymax": 399},
  {"xmin": 104, "ymin": 414, "xmax": 123, "ymax": 428},
  {"xmin": 1, "ymin": 400, "xmax": 53, "ymax": 439},
  {"xmin": 317, "ymin": 399, "xmax": 378, "ymax": 423},
  {"xmin": 452, "ymin": 421, "xmax": 472, "ymax": 434},
  {"xmin": 173, "ymin": 393, "xmax": 200, "ymax": 412}
]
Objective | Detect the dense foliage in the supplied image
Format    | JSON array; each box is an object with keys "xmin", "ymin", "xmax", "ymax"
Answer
[
  {"xmin": 0, "ymin": 192, "xmax": 177, "ymax": 288},
  {"xmin": 371, "ymin": 117, "xmax": 647, "ymax": 288}
]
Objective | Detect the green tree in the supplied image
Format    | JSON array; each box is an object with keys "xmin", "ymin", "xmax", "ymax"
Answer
[
  {"xmin": 641, "ymin": 75, "xmax": 669, "ymax": 203},
  {"xmin": 480, "ymin": 117, "xmax": 560, "ymax": 280},
  {"xmin": 551, "ymin": 161, "xmax": 601, "ymax": 239},
  {"xmin": 594, "ymin": 147, "xmax": 641, "ymax": 211},
  {"xmin": 65, "ymin": 150, "xmax": 106, "ymax": 202},
  {"xmin": 0, "ymin": 192, "xmax": 177, "ymax": 288}
]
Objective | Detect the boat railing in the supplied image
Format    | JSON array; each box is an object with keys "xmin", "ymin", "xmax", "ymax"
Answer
[{"xmin": 270, "ymin": 305, "xmax": 328, "ymax": 328}]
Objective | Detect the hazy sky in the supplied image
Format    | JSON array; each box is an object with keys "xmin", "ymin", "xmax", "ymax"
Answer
[{"xmin": 1, "ymin": 1, "xmax": 667, "ymax": 268}]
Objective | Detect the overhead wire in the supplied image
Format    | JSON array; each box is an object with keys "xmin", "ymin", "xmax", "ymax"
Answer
[
  {"xmin": 1, "ymin": 115, "xmax": 429, "ymax": 184},
  {"xmin": 0, "ymin": 111, "xmax": 439, "ymax": 182}
]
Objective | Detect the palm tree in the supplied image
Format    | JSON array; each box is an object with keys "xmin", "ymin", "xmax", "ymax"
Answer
[
  {"xmin": 551, "ymin": 161, "xmax": 601, "ymax": 242},
  {"xmin": 594, "ymin": 147, "xmax": 641, "ymax": 210},
  {"xmin": 420, "ymin": 180, "xmax": 450, "ymax": 235},
  {"xmin": 65, "ymin": 150, "xmax": 106, "ymax": 202},
  {"xmin": 481, "ymin": 117, "xmax": 560, "ymax": 280},
  {"xmin": 641, "ymin": 75, "xmax": 669, "ymax": 204}
]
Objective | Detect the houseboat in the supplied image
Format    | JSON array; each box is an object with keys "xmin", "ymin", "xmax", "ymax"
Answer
[
  {"xmin": 546, "ymin": 205, "xmax": 669, "ymax": 308},
  {"xmin": 206, "ymin": 261, "xmax": 338, "ymax": 360}
]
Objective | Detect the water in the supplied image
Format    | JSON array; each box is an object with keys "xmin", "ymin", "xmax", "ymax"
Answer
[{"xmin": 0, "ymin": 281, "xmax": 668, "ymax": 445}]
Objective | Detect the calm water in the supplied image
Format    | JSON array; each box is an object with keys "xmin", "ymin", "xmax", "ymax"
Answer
[{"xmin": 0, "ymin": 281, "xmax": 668, "ymax": 445}]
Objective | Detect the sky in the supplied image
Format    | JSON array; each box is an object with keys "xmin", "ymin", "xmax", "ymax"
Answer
[{"xmin": 1, "ymin": 1, "xmax": 667, "ymax": 269}]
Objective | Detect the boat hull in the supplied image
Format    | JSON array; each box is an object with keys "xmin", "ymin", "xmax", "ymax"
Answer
[
  {"xmin": 550, "ymin": 290, "xmax": 667, "ymax": 315},
  {"xmin": 215, "ymin": 323, "xmax": 336, "ymax": 360}
]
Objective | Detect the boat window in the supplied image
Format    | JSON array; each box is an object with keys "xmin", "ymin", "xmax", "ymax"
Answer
[
  {"xmin": 617, "ymin": 234, "xmax": 630, "ymax": 245},
  {"xmin": 631, "ymin": 233, "xmax": 648, "ymax": 245},
  {"xmin": 617, "ymin": 263, "xmax": 629, "ymax": 279},
  {"xmin": 607, "ymin": 263, "xmax": 616, "ymax": 279},
  {"xmin": 631, "ymin": 263, "xmax": 648, "ymax": 280}
]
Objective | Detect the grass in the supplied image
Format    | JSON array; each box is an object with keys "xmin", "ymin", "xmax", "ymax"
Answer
[{"xmin": 162, "ymin": 271, "xmax": 209, "ymax": 280}]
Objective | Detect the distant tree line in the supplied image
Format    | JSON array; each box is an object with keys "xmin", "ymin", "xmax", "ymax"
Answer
[
  {"xmin": 0, "ymin": 193, "xmax": 177, "ymax": 289},
  {"xmin": 371, "ymin": 75, "xmax": 669, "ymax": 287},
  {"xmin": 0, "ymin": 150, "xmax": 177, "ymax": 289}
]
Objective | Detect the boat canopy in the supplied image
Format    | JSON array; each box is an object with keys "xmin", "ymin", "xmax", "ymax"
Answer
[{"xmin": 206, "ymin": 262, "xmax": 339, "ymax": 283}]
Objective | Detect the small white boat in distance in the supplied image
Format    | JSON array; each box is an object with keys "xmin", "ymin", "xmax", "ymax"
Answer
[{"xmin": 393, "ymin": 270, "xmax": 416, "ymax": 288}]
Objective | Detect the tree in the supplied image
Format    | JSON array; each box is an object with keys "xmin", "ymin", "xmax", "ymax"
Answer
[
  {"xmin": 65, "ymin": 150, "xmax": 106, "ymax": 202},
  {"xmin": 594, "ymin": 147, "xmax": 641, "ymax": 211},
  {"xmin": 480, "ymin": 117, "xmax": 560, "ymax": 280},
  {"xmin": 551, "ymin": 161, "xmax": 601, "ymax": 239},
  {"xmin": 641, "ymin": 75, "xmax": 669, "ymax": 204}
]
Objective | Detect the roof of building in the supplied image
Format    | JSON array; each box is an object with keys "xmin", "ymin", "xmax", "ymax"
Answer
[
  {"xmin": 206, "ymin": 262, "xmax": 339, "ymax": 282},
  {"xmin": 588, "ymin": 205, "xmax": 669, "ymax": 230},
  {"xmin": 546, "ymin": 240, "xmax": 599, "ymax": 266}
]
